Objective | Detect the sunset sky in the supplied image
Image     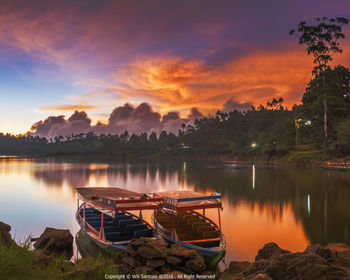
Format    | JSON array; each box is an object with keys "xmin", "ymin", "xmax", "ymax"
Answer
[{"xmin": 0, "ymin": 0, "xmax": 350, "ymax": 135}]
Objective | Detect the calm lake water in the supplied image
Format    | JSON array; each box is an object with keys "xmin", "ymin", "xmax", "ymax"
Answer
[{"xmin": 1, "ymin": 156, "xmax": 350, "ymax": 263}]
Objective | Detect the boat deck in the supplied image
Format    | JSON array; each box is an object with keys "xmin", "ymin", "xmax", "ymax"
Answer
[
  {"xmin": 80, "ymin": 208, "xmax": 153, "ymax": 242},
  {"xmin": 156, "ymin": 210, "xmax": 220, "ymax": 247}
]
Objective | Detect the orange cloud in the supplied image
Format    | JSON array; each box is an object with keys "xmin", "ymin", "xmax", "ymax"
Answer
[
  {"xmin": 38, "ymin": 104, "xmax": 98, "ymax": 113},
  {"xmin": 87, "ymin": 47, "xmax": 318, "ymax": 117},
  {"xmin": 72, "ymin": 41, "xmax": 350, "ymax": 121}
]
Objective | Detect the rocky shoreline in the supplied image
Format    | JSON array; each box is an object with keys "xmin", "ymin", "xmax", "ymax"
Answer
[{"xmin": 2, "ymin": 222, "xmax": 350, "ymax": 279}]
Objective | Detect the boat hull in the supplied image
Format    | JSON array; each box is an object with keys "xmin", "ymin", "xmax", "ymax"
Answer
[
  {"xmin": 75, "ymin": 212, "xmax": 128, "ymax": 254},
  {"xmin": 75, "ymin": 205, "xmax": 157, "ymax": 254}
]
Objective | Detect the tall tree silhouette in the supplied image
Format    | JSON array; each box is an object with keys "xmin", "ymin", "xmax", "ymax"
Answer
[{"xmin": 289, "ymin": 16, "xmax": 349, "ymax": 146}]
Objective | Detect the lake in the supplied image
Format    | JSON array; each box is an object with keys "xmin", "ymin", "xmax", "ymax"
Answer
[{"xmin": 1, "ymin": 156, "xmax": 350, "ymax": 263}]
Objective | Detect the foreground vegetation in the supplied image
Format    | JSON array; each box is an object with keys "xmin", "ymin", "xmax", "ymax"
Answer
[{"xmin": 0, "ymin": 240, "xmax": 118, "ymax": 280}]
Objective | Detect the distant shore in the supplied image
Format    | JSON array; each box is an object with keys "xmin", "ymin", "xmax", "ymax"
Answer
[{"xmin": 1, "ymin": 150, "xmax": 350, "ymax": 168}]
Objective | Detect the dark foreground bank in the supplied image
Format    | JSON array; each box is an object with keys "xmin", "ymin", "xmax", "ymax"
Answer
[{"xmin": 2, "ymin": 222, "xmax": 350, "ymax": 280}]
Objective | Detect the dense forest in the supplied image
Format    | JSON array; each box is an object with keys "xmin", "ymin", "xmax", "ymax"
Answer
[{"xmin": 1, "ymin": 64, "xmax": 350, "ymax": 162}]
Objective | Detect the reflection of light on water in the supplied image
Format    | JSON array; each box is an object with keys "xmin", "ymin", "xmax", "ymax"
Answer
[
  {"xmin": 307, "ymin": 194, "xmax": 311, "ymax": 216},
  {"xmin": 252, "ymin": 164, "xmax": 255, "ymax": 189},
  {"xmin": 183, "ymin": 162, "xmax": 186, "ymax": 173},
  {"xmin": 223, "ymin": 201, "xmax": 310, "ymax": 261}
]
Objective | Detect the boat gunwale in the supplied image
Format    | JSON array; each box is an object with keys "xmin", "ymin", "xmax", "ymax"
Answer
[
  {"xmin": 76, "ymin": 187, "xmax": 164, "ymax": 211},
  {"xmin": 155, "ymin": 191, "xmax": 222, "ymax": 211},
  {"xmin": 78, "ymin": 194, "xmax": 164, "ymax": 211}
]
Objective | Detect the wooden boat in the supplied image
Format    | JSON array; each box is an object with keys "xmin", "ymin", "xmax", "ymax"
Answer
[
  {"xmin": 153, "ymin": 191, "xmax": 226, "ymax": 267},
  {"xmin": 75, "ymin": 187, "xmax": 163, "ymax": 252},
  {"xmin": 321, "ymin": 164, "xmax": 350, "ymax": 171}
]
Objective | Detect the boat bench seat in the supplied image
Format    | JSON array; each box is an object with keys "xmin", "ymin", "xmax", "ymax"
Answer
[
  {"xmin": 104, "ymin": 226, "xmax": 120, "ymax": 233},
  {"xmin": 183, "ymin": 215, "xmax": 201, "ymax": 223},
  {"xmin": 83, "ymin": 214, "xmax": 98, "ymax": 219},
  {"xmin": 177, "ymin": 233, "xmax": 197, "ymax": 241},
  {"xmin": 203, "ymin": 231, "xmax": 219, "ymax": 239},
  {"xmin": 125, "ymin": 224, "xmax": 147, "ymax": 233},
  {"xmin": 196, "ymin": 225, "xmax": 215, "ymax": 233},
  {"xmin": 159, "ymin": 222, "xmax": 187, "ymax": 231},
  {"xmin": 156, "ymin": 217, "xmax": 171, "ymax": 223},
  {"xmin": 117, "ymin": 236, "xmax": 133, "ymax": 242},
  {"xmin": 134, "ymin": 229, "xmax": 153, "ymax": 238},
  {"xmin": 113, "ymin": 216, "xmax": 134, "ymax": 222},
  {"xmin": 105, "ymin": 231, "xmax": 136, "ymax": 242},
  {"xmin": 191, "ymin": 221, "xmax": 209, "ymax": 230},
  {"xmin": 87, "ymin": 220, "xmax": 102, "ymax": 226},
  {"xmin": 80, "ymin": 211, "xmax": 97, "ymax": 217},
  {"xmin": 105, "ymin": 232, "xmax": 121, "ymax": 242},
  {"xmin": 119, "ymin": 219, "xmax": 140, "ymax": 228},
  {"xmin": 85, "ymin": 217, "xmax": 101, "ymax": 223}
]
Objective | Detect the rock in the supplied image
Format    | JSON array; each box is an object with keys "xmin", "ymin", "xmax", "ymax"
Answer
[
  {"xmin": 125, "ymin": 244, "xmax": 138, "ymax": 256},
  {"xmin": 130, "ymin": 237, "xmax": 149, "ymax": 246},
  {"xmin": 147, "ymin": 238, "xmax": 168, "ymax": 248},
  {"xmin": 145, "ymin": 258, "xmax": 166, "ymax": 268},
  {"xmin": 246, "ymin": 273, "xmax": 272, "ymax": 280},
  {"xmin": 163, "ymin": 271, "xmax": 186, "ymax": 280},
  {"xmin": 228, "ymin": 261, "xmax": 251, "ymax": 273},
  {"xmin": 267, "ymin": 252, "xmax": 347, "ymax": 280},
  {"xmin": 327, "ymin": 243, "xmax": 350, "ymax": 259},
  {"xmin": 0, "ymin": 221, "xmax": 15, "ymax": 246},
  {"xmin": 0, "ymin": 222, "xmax": 10, "ymax": 232},
  {"xmin": 34, "ymin": 227, "xmax": 73, "ymax": 259},
  {"xmin": 304, "ymin": 243, "xmax": 334, "ymax": 260},
  {"xmin": 325, "ymin": 244, "xmax": 350, "ymax": 274},
  {"xmin": 244, "ymin": 259, "xmax": 270, "ymax": 277},
  {"xmin": 137, "ymin": 244, "xmax": 167, "ymax": 259},
  {"xmin": 160, "ymin": 265, "xmax": 172, "ymax": 274},
  {"xmin": 185, "ymin": 254, "xmax": 206, "ymax": 273},
  {"xmin": 169, "ymin": 244, "xmax": 197, "ymax": 258},
  {"xmin": 135, "ymin": 266, "xmax": 154, "ymax": 275},
  {"xmin": 121, "ymin": 255, "xmax": 143, "ymax": 267},
  {"xmin": 166, "ymin": 255, "xmax": 182, "ymax": 266},
  {"xmin": 255, "ymin": 242, "xmax": 289, "ymax": 261}
]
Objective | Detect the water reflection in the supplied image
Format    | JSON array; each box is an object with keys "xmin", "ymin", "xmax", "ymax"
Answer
[{"xmin": 1, "ymin": 157, "xmax": 350, "ymax": 261}]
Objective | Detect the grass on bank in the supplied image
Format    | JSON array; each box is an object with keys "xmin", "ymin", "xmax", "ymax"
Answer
[
  {"xmin": 277, "ymin": 144, "xmax": 327, "ymax": 165},
  {"xmin": 0, "ymin": 239, "xmax": 118, "ymax": 280}
]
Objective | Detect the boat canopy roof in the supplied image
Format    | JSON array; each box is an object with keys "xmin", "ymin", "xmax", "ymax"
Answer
[
  {"xmin": 76, "ymin": 187, "xmax": 163, "ymax": 211},
  {"xmin": 155, "ymin": 190, "xmax": 222, "ymax": 211}
]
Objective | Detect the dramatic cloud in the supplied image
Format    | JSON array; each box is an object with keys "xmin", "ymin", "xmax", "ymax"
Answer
[
  {"xmin": 30, "ymin": 103, "xmax": 202, "ymax": 138},
  {"xmin": 0, "ymin": 1, "xmax": 350, "ymax": 134},
  {"xmin": 87, "ymin": 48, "xmax": 316, "ymax": 115},
  {"xmin": 30, "ymin": 111, "xmax": 92, "ymax": 138}
]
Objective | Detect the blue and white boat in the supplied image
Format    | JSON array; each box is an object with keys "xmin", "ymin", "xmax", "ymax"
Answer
[{"xmin": 75, "ymin": 187, "xmax": 163, "ymax": 252}]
